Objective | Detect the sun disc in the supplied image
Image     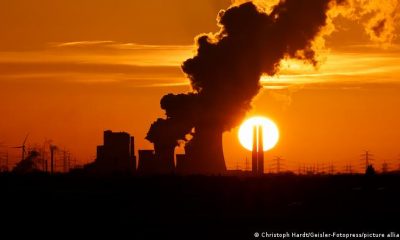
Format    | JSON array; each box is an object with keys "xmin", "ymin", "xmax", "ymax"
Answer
[{"xmin": 238, "ymin": 116, "xmax": 279, "ymax": 151}]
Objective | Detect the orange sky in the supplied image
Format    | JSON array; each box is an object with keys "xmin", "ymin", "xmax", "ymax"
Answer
[{"xmin": 0, "ymin": 0, "xmax": 400, "ymax": 173}]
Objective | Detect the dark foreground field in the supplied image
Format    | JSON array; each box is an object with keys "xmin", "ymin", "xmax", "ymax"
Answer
[{"xmin": 0, "ymin": 173, "xmax": 399, "ymax": 239}]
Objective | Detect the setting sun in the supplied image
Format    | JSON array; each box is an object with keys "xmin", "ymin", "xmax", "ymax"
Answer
[{"xmin": 238, "ymin": 116, "xmax": 280, "ymax": 152}]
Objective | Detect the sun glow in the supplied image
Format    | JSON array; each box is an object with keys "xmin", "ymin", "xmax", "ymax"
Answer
[{"xmin": 238, "ymin": 116, "xmax": 280, "ymax": 151}]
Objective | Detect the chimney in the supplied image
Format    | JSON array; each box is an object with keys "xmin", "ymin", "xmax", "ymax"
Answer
[
  {"xmin": 252, "ymin": 125, "xmax": 258, "ymax": 174},
  {"xmin": 257, "ymin": 126, "xmax": 264, "ymax": 175}
]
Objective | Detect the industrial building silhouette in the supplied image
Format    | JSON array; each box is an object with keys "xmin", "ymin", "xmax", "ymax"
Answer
[
  {"xmin": 85, "ymin": 129, "xmax": 266, "ymax": 175},
  {"xmin": 137, "ymin": 150, "xmax": 190, "ymax": 174},
  {"xmin": 85, "ymin": 130, "xmax": 136, "ymax": 174},
  {"xmin": 83, "ymin": 130, "xmax": 207, "ymax": 174}
]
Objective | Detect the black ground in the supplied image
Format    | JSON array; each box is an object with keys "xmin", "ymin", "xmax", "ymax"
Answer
[{"xmin": 0, "ymin": 173, "xmax": 399, "ymax": 239}]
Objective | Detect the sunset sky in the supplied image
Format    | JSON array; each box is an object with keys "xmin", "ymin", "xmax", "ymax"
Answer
[{"xmin": 0, "ymin": 0, "xmax": 400, "ymax": 173}]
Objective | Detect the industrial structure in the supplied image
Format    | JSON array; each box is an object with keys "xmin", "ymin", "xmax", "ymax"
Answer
[
  {"xmin": 137, "ymin": 150, "xmax": 190, "ymax": 175},
  {"xmin": 137, "ymin": 150, "xmax": 156, "ymax": 174},
  {"xmin": 176, "ymin": 154, "xmax": 190, "ymax": 174},
  {"xmin": 252, "ymin": 125, "xmax": 264, "ymax": 175},
  {"xmin": 85, "ymin": 130, "xmax": 136, "ymax": 174}
]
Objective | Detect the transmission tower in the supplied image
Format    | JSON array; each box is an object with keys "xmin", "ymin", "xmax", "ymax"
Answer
[
  {"xmin": 244, "ymin": 157, "xmax": 249, "ymax": 171},
  {"xmin": 361, "ymin": 150, "xmax": 374, "ymax": 172},
  {"xmin": 272, "ymin": 156, "xmax": 284, "ymax": 174},
  {"xmin": 344, "ymin": 163, "xmax": 354, "ymax": 174},
  {"xmin": 328, "ymin": 162, "xmax": 335, "ymax": 175}
]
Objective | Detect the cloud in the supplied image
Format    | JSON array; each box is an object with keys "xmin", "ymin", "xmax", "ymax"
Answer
[
  {"xmin": 0, "ymin": 42, "xmax": 194, "ymax": 87},
  {"xmin": 1, "ymin": 39, "xmax": 399, "ymax": 90},
  {"xmin": 54, "ymin": 41, "xmax": 115, "ymax": 48}
]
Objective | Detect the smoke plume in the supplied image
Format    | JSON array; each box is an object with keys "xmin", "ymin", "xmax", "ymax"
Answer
[
  {"xmin": 146, "ymin": 0, "xmax": 399, "ymax": 174},
  {"xmin": 335, "ymin": 0, "xmax": 400, "ymax": 44}
]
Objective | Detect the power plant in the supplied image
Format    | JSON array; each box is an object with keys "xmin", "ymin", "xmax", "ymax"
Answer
[
  {"xmin": 87, "ymin": 127, "xmax": 263, "ymax": 175},
  {"xmin": 3, "ymin": 129, "xmax": 400, "ymax": 176}
]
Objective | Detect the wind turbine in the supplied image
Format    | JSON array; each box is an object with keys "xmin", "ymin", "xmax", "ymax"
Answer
[{"xmin": 12, "ymin": 134, "xmax": 29, "ymax": 161}]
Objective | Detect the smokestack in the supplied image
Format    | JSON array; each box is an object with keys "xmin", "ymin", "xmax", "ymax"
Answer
[
  {"xmin": 252, "ymin": 125, "xmax": 258, "ymax": 174},
  {"xmin": 258, "ymin": 126, "xmax": 264, "ymax": 175}
]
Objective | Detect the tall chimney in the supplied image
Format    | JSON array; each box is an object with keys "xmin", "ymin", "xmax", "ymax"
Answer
[
  {"xmin": 252, "ymin": 125, "xmax": 258, "ymax": 174},
  {"xmin": 258, "ymin": 126, "xmax": 264, "ymax": 175}
]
